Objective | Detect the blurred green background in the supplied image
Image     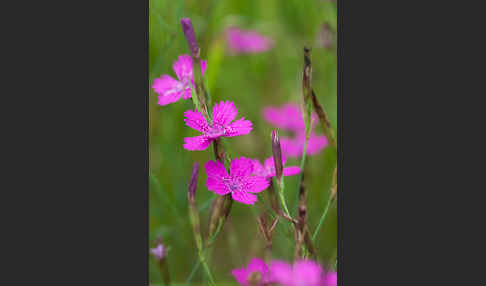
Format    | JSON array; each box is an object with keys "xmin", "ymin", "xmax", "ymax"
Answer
[{"xmin": 149, "ymin": 0, "xmax": 337, "ymax": 284}]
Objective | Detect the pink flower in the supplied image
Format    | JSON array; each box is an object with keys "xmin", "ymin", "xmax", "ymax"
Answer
[
  {"xmin": 232, "ymin": 257, "xmax": 272, "ymax": 286},
  {"xmin": 323, "ymin": 271, "xmax": 337, "ymax": 286},
  {"xmin": 204, "ymin": 157, "xmax": 269, "ymax": 205},
  {"xmin": 184, "ymin": 101, "xmax": 253, "ymax": 151},
  {"xmin": 150, "ymin": 243, "xmax": 165, "ymax": 261},
  {"xmin": 152, "ymin": 54, "xmax": 207, "ymax": 106},
  {"xmin": 252, "ymin": 156, "xmax": 300, "ymax": 179},
  {"xmin": 225, "ymin": 27, "xmax": 274, "ymax": 54},
  {"xmin": 263, "ymin": 103, "xmax": 328, "ymax": 157},
  {"xmin": 269, "ymin": 260, "xmax": 325, "ymax": 286}
]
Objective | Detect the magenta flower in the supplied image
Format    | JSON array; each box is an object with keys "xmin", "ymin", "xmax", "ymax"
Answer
[
  {"xmin": 263, "ymin": 103, "xmax": 328, "ymax": 157},
  {"xmin": 225, "ymin": 27, "xmax": 274, "ymax": 54},
  {"xmin": 184, "ymin": 101, "xmax": 253, "ymax": 151},
  {"xmin": 269, "ymin": 260, "xmax": 325, "ymax": 286},
  {"xmin": 232, "ymin": 257, "xmax": 272, "ymax": 286},
  {"xmin": 252, "ymin": 156, "xmax": 300, "ymax": 179},
  {"xmin": 204, "ymin": 157, "xmax": 269, "ymax": 205},
  {"xmin": 152, "ymin": 54, "xmax": 207, "ymax": 106},
  {"xmin": 150, "ymin": 243, "xmax": 165, "ymax": 261},
  {"xmin": 323, "ymin": 271, "xmax": 337, "ymax": 286}
]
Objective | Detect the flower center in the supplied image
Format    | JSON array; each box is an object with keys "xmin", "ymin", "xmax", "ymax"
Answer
[
  {"xmin": 206, "ymin": 124, "xmax": 226, "ymax": 138},
  {"xmin": 223, "ymin": 177, "xmax": 242, "ymax": 192},
  {"xmin": 247, "ymin": 271, "xmax": 262, "ymax": 286}
]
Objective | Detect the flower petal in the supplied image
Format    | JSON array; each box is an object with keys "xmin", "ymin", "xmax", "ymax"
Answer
[
  {"xmin": 283, "ymin": 166, "xmax": 300, "ymax": 176},
  {"xmin": 246, "ymin": 257, "xmax": 269, "ymax": 276},
  {"xmin": 152, "ymin": 75, "xmax": 183, "ymax": 106},
  {"xmin": 173, "ymin": 54, "xmax": 193, "ymax": 81},
  {"xmin": 157, "ymin": 92, "xmax": 183, "ymax": 106},
  {"xmin": 226, "ymin": 27, "xmax": 273, "ymax": 54},
  {"xmin": 231, "ymin": 190, "xmax": 257, "ymax": 205},
  {"xmin": 205, "ymin": 161, "xmax": 230, "ymax": 196},
  {"xmin": 263, "ymin": 104, "xmax": 305, "ymax": 131},
  {"xmin": 230, "ymin": 157, "xmax": 254, "ymax": 178},
  {"xmin": 324, "ymin": 272, "xmax": 337, "ymax": 286},
  {"xmin": 250, "ymin": 159, "xmax": 266, "ymax": 176},
  {"xmin": 182, "ymin": 59, "xmax": 208, "ymax": 100},
  {"xmin": 207, "ymin": 177, "xmax": 231, "ymax": 195},
  {"xmin": 224, "ymin": 118, "xmax": 253, "ymax": 137},
  {"xmin": 182, "ymin": 87, "xmax": 193, "ymax": 100},
  {"xmin": 269, "ymin": 261, "xmax": 293, "ymax": 286},
  {"xmin": 244, "ymin": 175, "xmax": 269, "ymax": 193},
  {"xmin": 307, "ymin": 134, "xmax": 328, "ymax": 155},
  {"xmin": 261, "ymin": 156, "xmax": 276, "ymax": 170},
  {"xmin": 231, "ymin": 267, "xmax": 248, "ymax": 286},
  {"xmin": 293, "ymin": 260, "xmax": 324, "ymax": 286},
  {"xmin": 201, "ymin": 60, "xmax": 208, "ymax": 75},
  {"xmin": 213, "ymin": 101, "xmax": 238, "ymax": 126},
  {"xmin": 204, "ymin": 160, "xmax": 228, "ymax": 179},
  {"xmin": 184, "ymin": 109, "xmax": 209, "ymax": 132},
  {"xmin": 280, "ymin": 137, "xmax": 302, "ymax": 157},
  {"xmin": 183, "ymin": 135, "xmax": 212, "ymax": 151}
]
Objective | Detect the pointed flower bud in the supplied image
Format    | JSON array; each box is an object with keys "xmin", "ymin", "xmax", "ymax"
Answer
[
  {"xmin": 181, "ymin": 18, "xmax": 199, "ymax": 58},
  {"xmin": 271, "ymin": 130, "xmax": 283, "ymax": 181},
  {"xmin": 189, "ymin": 162, "xmax": 200, "ymax": 202}
]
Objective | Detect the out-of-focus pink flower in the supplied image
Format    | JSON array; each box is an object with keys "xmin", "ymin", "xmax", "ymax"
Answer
[
  {"xmin": 225, "ymin": 27, "xmax": 274, "ymax": 54},
  {"xmin": 152, "ymin": 54, "xmax": 207, "ymax": 106},
  {"xmin": 323, "ymin": 271, "xmax": 337, "ymax": 286},
  {"xmin": 263, "ymin": 103, "xmax": 328, "ymax": 157},
  {"xmin": 204, "ymin": 157, "xmax": 269, "ymax": 205},
  {"xmin": 269, "ymin": 260, "xmax": 325, "ymax": 286},
  {"xmin": 280, "ymin": 132, "xmax": 328, "ymax": 157},
  {"xmin": 184, "ymin": 101, "xmax": 253, "ymax": 151},
  {"xmin": 232, "ymin": 257, "xmax": 272, "ymax": 286},
  {"xmin": 251, "ymin": 156, "xmax": 300, "ymax": 179},
  {"xmin": 150, "ymin": 243, "xmax": 165, "ymax": 261}
]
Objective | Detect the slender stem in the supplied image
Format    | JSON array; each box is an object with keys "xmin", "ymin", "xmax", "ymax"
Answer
[
  {"xmin": 185, "ymin": 259, "xmax": 201, "ymax": 286},
  {"xmin": 312, "ymin": 197, "xmax": 335, "ymax": 242},
  {"xmin": 159, "ymin": 259, "xmax": 171, "ymax": 286},
  {"xmin": 275, "ymin": 179, "xmax": 292, "ymax": 221},
  {"xmin": 294, "ymin": 101, "xmax": 312, "ymax": 214},
  {"xmin": 199, "ymin": 253, "xmax": 215, "ymax": 286}
]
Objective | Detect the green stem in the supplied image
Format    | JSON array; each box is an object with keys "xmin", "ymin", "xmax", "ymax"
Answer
[
  {"xmin": 312, "ymin": 197, "xmax": 334, "ymax": 242},
  {"xmin": 275, "ymin": 179, "xmax": 291, "ymax": 220},
  {"xmin": 294, "ymin": 102, "xmax": 312, "ymax": 215},
  {"xmin": 185, "ymin": 259, "xmax": 201, "ymax": 286},
  {"xmin": 198, "ymin": 250, "xmax": 215, "ymax": 286}
]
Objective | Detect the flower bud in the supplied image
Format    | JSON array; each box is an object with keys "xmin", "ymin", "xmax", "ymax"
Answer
[
  {"xmin": 180, "ymin": 18, "xmax": 199, "ymax": 58},
  {"xmin": 271, "ymin": 130, "xmax": 283, "ymax": 181},
  {"xmin": 150, "ymin": 242, "xmax": 166, "ymax": 261},
  {"xmin": 188, "ymin": 162, "xmax": 200, "ymax": 202}
]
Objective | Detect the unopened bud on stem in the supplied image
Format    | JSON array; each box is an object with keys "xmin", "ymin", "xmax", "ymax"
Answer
[
  {"xmin": 188, "ymin": 162, "xmax": 200, "ymax": 203},
  {"xmin": 271, "ymin": 130, "xmax": 283, "ymax": 182},
  {"xmin": 180, "ymin": 18, "xmax": 199, "ymax": 58}
]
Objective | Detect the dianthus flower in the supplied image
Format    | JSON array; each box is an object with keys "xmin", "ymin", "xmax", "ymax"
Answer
[
  {"xmin": 204, "ymin": 157, "xmax": 268, "ymax": 204},
  {"xmin": 269, "ymin": 260, "xmax": 326, "ymax": 286},
  {"xmin": 251, "ymin": 156, "xmax": 300, "ymax": 179},
  {"xmin": 263, "ymin": 103, "xmax": 328, "ymax": 157},
  {"xmin": 152, "ymin": 54, "xmax": 207, "ymax": 106},
  {"xmin": 184, "ymin": 101, "xmax": 252, "ymax": 150},
  {"xmin": 232, "ymin": 257, "xmax": 272, "ymax": 286},
  {"xmin": 323, "ymin": 271, "xmax": 337, "ymax": 286},
  {"xmin": 150, "ymin": 243, "xmax": 165, "ymax": 261},
  {"xmin": 226, "ymin": 27, "xmax": 274, "ymax": 54}
]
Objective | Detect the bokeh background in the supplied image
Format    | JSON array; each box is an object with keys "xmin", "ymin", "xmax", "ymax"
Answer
[{"xmin": 149, "ymin": 0, "xmax": 337, "ymax": 284}]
